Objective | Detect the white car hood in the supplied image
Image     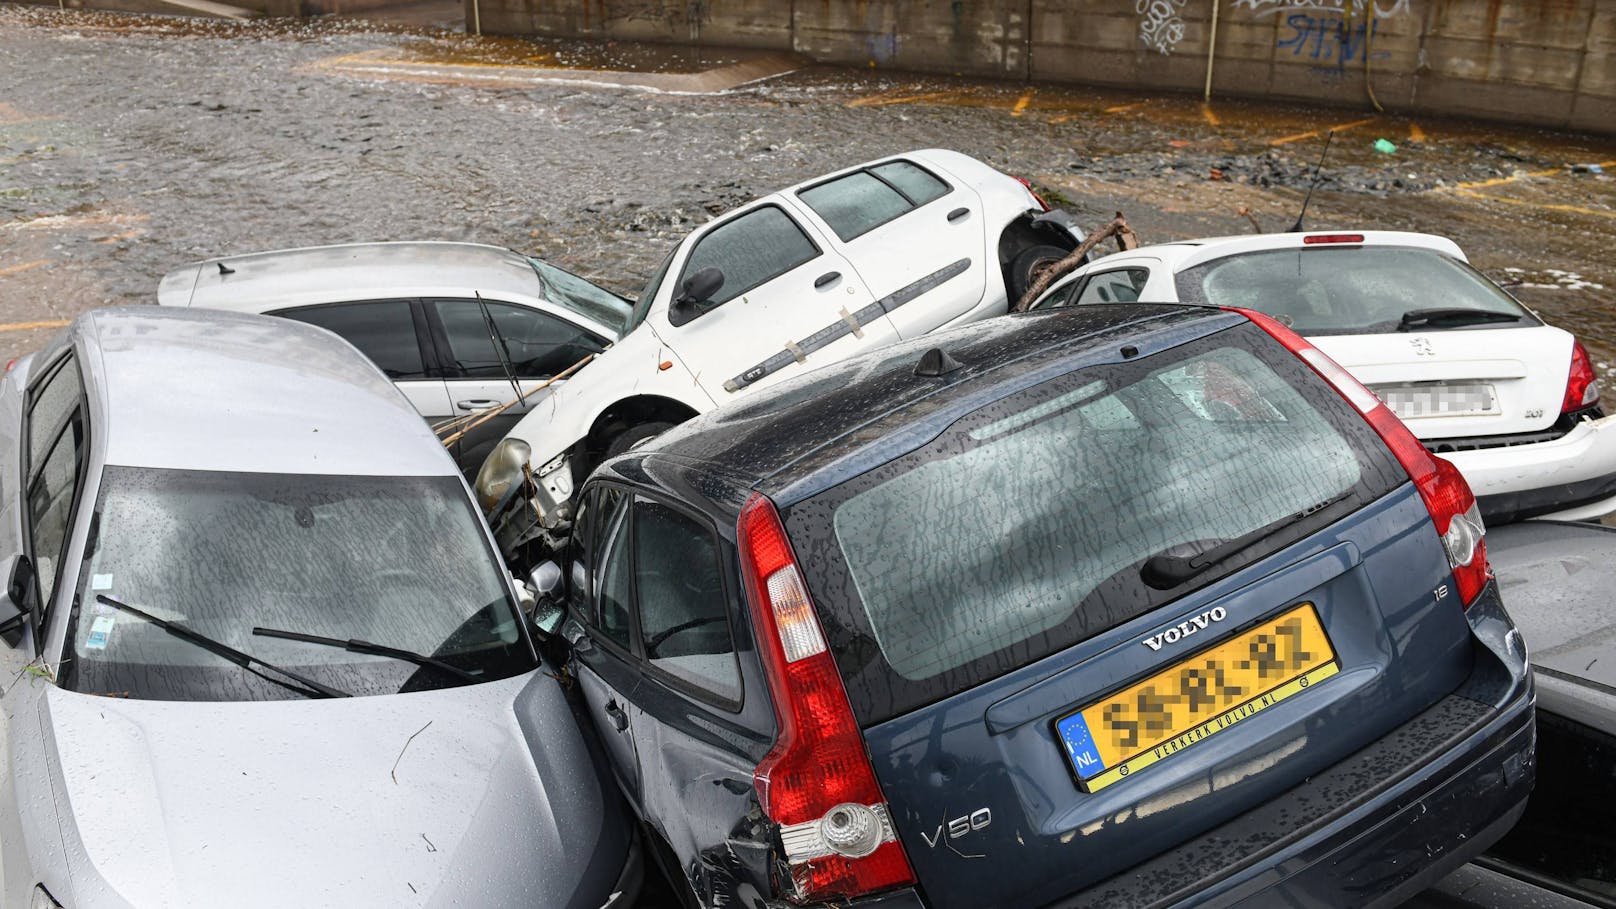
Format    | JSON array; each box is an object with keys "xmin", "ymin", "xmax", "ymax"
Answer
[
  {"xmin": 1314, "ymin": 325, "xmax": 1573, "ymax": 438},
  {"xmin": 36, "ymin": 673, "xmax": 619, "ymax": 908}
]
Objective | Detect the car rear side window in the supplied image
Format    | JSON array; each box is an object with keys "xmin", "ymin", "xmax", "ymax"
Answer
[
  {"xmin": 785, "ymin": 325, "xmax": 1405, "ymax": 723},
  {"xmin": 797, "ymin": 161, "xmax": 950, "ymax": 242},
  {"xmin": 596, "ymin": 489, "xmax": 635, "ymax": 651},
  {"xmin": 1074, "ymin": 268, "xmax": 1150, "ymax": 305},
  {"xmin": 632, "ymin": 498, "xmax": 740, "ymax": 703},
  {"xmin": 673, "ymin": 205, "xmax": 819, "ymax": 323},
  {"xmin": 1174, "ymin": 246, "xmax": 1535, "ymax": 336},
  {"xmin": 275, "ymin": 301, "xmax": 428, "ymax": 379}
]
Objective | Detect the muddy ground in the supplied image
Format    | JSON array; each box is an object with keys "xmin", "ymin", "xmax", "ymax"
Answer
[{"xmin": 3, "ymin": 5, "xmax": 1615, "ymax": 372}]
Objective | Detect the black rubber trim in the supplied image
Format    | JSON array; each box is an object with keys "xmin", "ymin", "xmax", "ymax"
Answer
[
  {"xmin": 1046, "ymin": 693, "xmax": 1505, "ymax": 909},
  {"xmin": 722, "ymin": 258, "xmax": 971, "ymax": 393},
  {"xmin": 1476, "ymin": 468, "xmax": 1616, "ymax": 523}
]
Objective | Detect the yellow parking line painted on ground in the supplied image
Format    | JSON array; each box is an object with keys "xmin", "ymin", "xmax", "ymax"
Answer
[
  {"xmin": 1409, "ymin": 122, "xmax": 1426, "ymax": 143},
  {"xmin": 0, "ymin": 260, "xmax": 48, "ymax": 278},
  {"xmin": 847, "ymin": 89, "xmax": 956, "ymax": 108},
  {"xmin": 1453, "ymin": 189, "xmax": 1616, "ymax": 220},
  {"xmin": 1446, "ymin": 160, "xmax": 1616, "ymax": 192},
  {"xmin": 1201, "ymin": 104, "xmax": 1221, "ymax": 126},
  {"xmin": 0, "ymin": 320, "xmax": 69, "ymax": 334},
  {"xmin": 1011, "ymin": 89, "xmax": 1035, "ymax": 117},
  {"xmin": 1268, "ymin": 117, "xmax": 1378, "ymax": 146}
]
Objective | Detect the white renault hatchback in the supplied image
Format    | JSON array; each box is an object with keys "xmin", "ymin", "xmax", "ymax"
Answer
[
  {"xmin": 478, "ymin": 148, "xmax": 1083, "ymax": 551},
  {"xmin": 1030, "ymin": 230, "xmax": 1615, "ymax": 522}
]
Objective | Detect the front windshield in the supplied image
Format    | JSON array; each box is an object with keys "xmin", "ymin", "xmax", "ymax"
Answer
[
  {"xmin": 528, "ymin": 258, "xmax": 632, "ymax": 337},
  {"xmin": 1175, "ymin": 246, "xmax": 1536, "ymax": 336},
  {"xmin": 627, "ymin": 249, "xmax": 675, "ymax": 334},
  {"xmin": 62, "ymin": 468, "xmax": 535, "ymax": 702}
]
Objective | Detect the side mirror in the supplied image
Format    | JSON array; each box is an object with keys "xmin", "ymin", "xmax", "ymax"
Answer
[
  {"xmin": 0, "ymin": 555, "xmax": 32, "ymax": 643},
  {"xmin": 528, "ymin": 561, "xmax": 565, "ymax": 636},
  {"xmin": 674, "ymin": 267, "xmax": 725, "ymax": 310}
]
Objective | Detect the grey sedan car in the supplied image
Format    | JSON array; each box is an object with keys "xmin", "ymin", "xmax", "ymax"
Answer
[{"xmin": 0, "ymin": 308, "xmax": 636, "ymax": 907}]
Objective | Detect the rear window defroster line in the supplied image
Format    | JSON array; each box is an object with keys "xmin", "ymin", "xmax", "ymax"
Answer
[{"xmin": 722, "ymin": 258, "xmax": 971, "ymax": 393}]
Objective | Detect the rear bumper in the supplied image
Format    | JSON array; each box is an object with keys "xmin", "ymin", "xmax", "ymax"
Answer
[
  {"xmin": 1442, "ymin": 412, "xmax": 1616, "ymax": 522},
  {"xmin": 1048, "ymin": 583, "xmax": 1535, "ymax": 909}
]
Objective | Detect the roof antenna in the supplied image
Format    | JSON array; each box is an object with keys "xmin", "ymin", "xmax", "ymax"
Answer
[
  {"xmin": 217, "ymin": 262, "xmax": 235, "ymax": 275},
  {"xmin": 1289, "ymin": 130, "xmax": 1335, "ymax": 233}
]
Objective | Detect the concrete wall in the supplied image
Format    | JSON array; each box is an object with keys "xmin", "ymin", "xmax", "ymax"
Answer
[{"xmin": 476, "ymin": 1, "xmax": 1616, "ymax": 136}]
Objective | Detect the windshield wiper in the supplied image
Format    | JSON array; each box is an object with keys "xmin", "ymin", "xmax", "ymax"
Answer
[
  {"xmin": 251, "ymin": 626, "xmax": 480, "ymax": 684},
  {"xmin": 1140, "ymin": 491, "xmax": 1352, "ymax": 591},
  {"xmin": 95, "ymin": 594, "xmax": 350, "ymax": 699},
  {"xmin": 1397, "ymin": 308, "xmax": 1523, "ymax": 331}
]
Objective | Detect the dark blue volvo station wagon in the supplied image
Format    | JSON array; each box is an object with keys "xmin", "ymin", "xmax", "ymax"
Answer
[{"xmin": 538, "ymin": 303, "xmax": 1535, "ymax": 908}]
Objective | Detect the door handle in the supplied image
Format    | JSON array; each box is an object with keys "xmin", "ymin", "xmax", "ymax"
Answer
[
  {"xmin": 605, "ymin": 700, "xmax": 629, "ymax": 732},
  {"xmin": 947, "ymin": 207, "xmax": 971, "ymax": 223},
  {"xmin": 814, "ymin": 271, "xmax": 841, "ymax": 289},
  {"xmin": 456, "ymin": 399, "xmax": 500, "ymax": 411}
]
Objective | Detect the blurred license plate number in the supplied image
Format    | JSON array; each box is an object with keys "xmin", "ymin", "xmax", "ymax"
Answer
[
  {"xmin": 1373, "ymin": 383, "xmax": 1498, "ymax": 419},
  {"xmin": 1056, "ymin": 604, "xmax": 1338, "ymax": 793}
]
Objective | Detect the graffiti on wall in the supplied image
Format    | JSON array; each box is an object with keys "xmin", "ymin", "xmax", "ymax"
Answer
[
  {"xmin": 1137, "ymin": 0, "xmax": 1190, "ymax": 55},
  {"xmin": 1276, "ymin": 12, "xmax": 1392, "ymax": 66},
  {"xmin": 1234, "ymin": 0, "xmax": 1410, "ymax": 17}
]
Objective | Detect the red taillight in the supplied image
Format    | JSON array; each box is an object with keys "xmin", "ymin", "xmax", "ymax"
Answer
[
  {"xmin": 1014, "ymin": 176, "xmax": 1050, "ymax": 212},
  {"xmin": 1563, "ymin": 339, "xmax": 1600, "ymax": 414},
  {"xmin": 737, "ymin": 493, "xmax": 916, "ymax": 902},
  {"xmin": 1302, "ymin": 234, "xmax": 1365, "ymax": 244},
  {"xmin": 1228, "ymin": 307, "xmax": 1491, "ymax": 607}
]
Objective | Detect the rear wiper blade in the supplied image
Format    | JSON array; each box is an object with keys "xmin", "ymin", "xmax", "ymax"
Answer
[
  {"xmin": 96, "ymin": 594, "xmax": 350, "ymax": 699},
  {"xmin": 1397, "ymin": 308, "xmax": 1523, "ymax": 331},
  {"xmin": 252, "ymin": 626, "xmax": 480, "ymax": 684},
  {"xmin": 1140, "ymin": 491, "xmax": 1352, "ymax": 591}
]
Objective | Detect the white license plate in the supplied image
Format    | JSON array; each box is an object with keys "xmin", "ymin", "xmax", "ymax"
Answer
[{"xmin": 1371, "ymin": 382, "xmax": 1499, "ymax": 419}]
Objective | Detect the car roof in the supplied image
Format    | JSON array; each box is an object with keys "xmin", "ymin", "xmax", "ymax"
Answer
[
  {"xmin": 609, "ymin": 304, "xmax": 1244, "ymax": 517},
  {"xmin": 159, "ymin": 241, "xmax": 549, "ymax": 311},
  {"xmin": 1077, "ymin": 230, "xmax": 1467, "ymax": 275},
  {"xmin": 64, "ymin": 307, "xmax": 455, "ymax": 476}
]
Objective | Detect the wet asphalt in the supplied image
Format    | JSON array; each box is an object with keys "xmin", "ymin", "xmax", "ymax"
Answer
[{"xmin": 2, "ymin": 4, "xmax": 1615, "ymax": 374}]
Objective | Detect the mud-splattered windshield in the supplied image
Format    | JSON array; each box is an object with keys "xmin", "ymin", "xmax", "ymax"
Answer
[{"xmin": 63, "ymin": 468, "xmax": 535, "ymax": 702}]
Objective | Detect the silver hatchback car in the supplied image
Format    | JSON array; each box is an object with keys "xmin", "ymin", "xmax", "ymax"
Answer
[{"xmin": 0, "ymin": 308, "xmax": 636, "ymax": 908}]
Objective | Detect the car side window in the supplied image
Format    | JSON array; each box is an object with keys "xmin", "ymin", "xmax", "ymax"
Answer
[
  {"xmin": 672, "ymin": 205, "xmax": 819, "ymax": 324},
  {"xmin": 1032, "ymin": 279, "xmax": 1083, "ymax": 311},
  {"xmin": 24, "ymin": 356, "xmax": 86, "ymax": 624},
  {"xmin": 432, "ymin": 300, "xmax": 606, "ymax": 380},
  {"xmin": 274, "ymin": 301, "xmax": 429, "ymax": 380},
  {"xmin": 595, "ymin": 489, "xmax": 635, "ymax": 651},
  {"xmin": 631, "ymin": 497, "xmax": 740, "ymax": 703},
  {"xmin": 797, "ymin": 160, "xmax": 951, "ymax": 243},
  {"xmin": 1074, "ymin": 268, "xmax": 1151, "ymax": 305}
]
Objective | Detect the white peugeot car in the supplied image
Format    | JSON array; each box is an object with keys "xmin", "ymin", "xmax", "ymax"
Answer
[
  {"xmin": 1029, "ymin": 230, "xmax": 1615, "ymax": 522},
  {"xmin": 478, "ymin": 148, "xmax": 1084, "ymax": 552}
]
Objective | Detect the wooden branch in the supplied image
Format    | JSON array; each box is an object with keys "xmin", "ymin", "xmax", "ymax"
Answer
[
  {"xmin": 437, "ymin": 353, "xmax": 596, "ymax": 449},
  {"xmin": 1011, "ymin": 213, "xmax": 1139, "ymax": 313}
]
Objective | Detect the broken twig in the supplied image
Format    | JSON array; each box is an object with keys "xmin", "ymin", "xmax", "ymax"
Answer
[
  {"xmin": 391, "ymin": 720, "xmax": 433, "ymax": 785},
  {"xmin": 435, "ymin": 353, "xmax": 596, "ymax": 448},
  {"xmin": 1011, "ymin": 213, "xmax": 1140, "ymax": 313}
]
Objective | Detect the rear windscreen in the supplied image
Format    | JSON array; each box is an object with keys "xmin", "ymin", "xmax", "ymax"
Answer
[
  {"xmin": 785, "ymin": 324, "xmax": 1406, "ymax": 725},
  {"xmin": 1174, "ymin": 246, "xmax": 1535, "ymax": 336}
]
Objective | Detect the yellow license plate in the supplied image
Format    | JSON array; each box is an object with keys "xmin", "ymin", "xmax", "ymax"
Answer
[{"xmin": 1056, "ymin": 603, "xmax": 1338, "ymax": 793}]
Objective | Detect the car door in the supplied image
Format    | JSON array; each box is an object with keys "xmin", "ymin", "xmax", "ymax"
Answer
[
  {"xmin": 426, "ymin": 298, "xmax": 610, "ymax": 474},
  {"xmin": 270, "ymin": 300, "xmax": 452, "ymax": 422},
  {"xmin": 564, "ymin": 486, "xmax": 643, "ymax": 804},
  {"xmin": 787, "ymin": 158, "xmax": 989, "ymax": 340},
  {"xmin": 620, "ymin": 495, "xmax": 771, "ymax": 901},
  {"xmin": 659, "ymin": 202, "xmax": 897, "ymax": 399}
]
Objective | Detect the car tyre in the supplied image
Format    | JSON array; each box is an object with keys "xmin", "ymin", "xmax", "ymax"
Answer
[
  {"xmin": 605, "ymin": 420, "xmax": 678, "ymax": 459},
  {"xmin": 1009, "ymin": 244, "xmax": 1072, "ymax": 302}
]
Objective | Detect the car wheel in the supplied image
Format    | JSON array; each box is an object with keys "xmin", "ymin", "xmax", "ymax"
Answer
[
  {"xmin": 1009, "ymin": 244, "xmax": 1073, "ymax": 302},
  {"xmin": 605, "ymin": 420, "xmax": 678, "ymax": 459}
]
